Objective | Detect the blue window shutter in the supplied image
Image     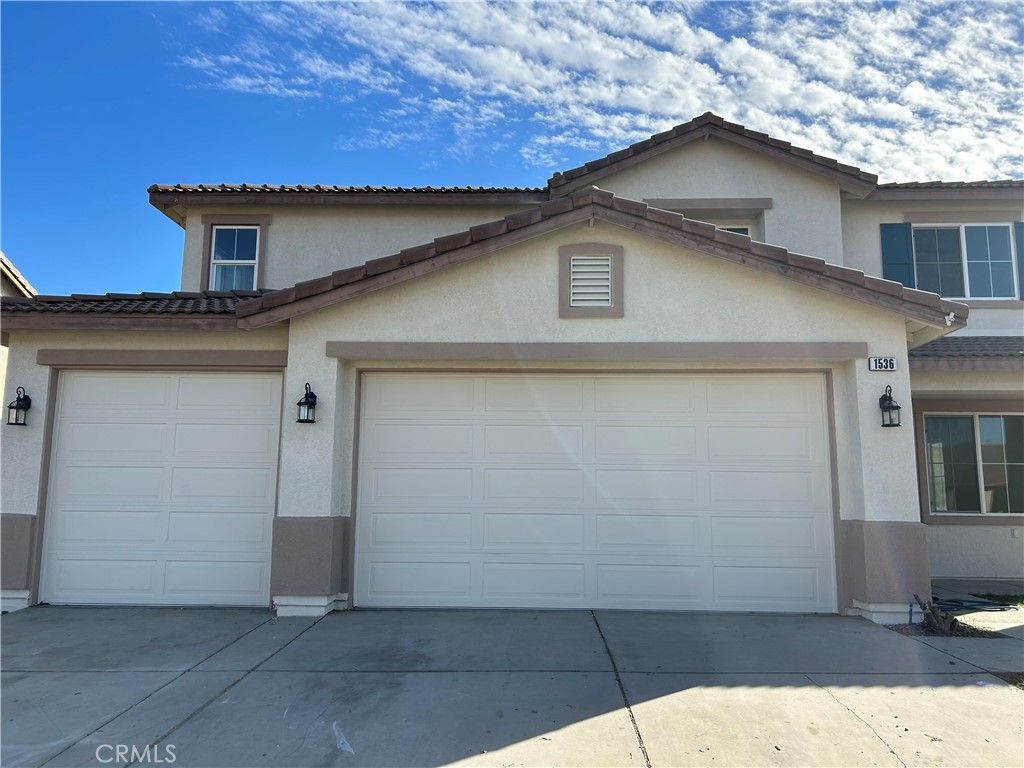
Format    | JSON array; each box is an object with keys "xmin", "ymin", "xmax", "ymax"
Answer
[
  {"xmin": 1014, "ymin": 222, "xmax": 1023, "ymax": 298},
  {"xmin": 880, "ymin": 223, "xmax": 915, "ymax": 287}
]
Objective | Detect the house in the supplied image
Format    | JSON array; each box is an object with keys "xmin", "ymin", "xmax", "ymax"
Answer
[{"xmin": 2, "ymin": 113, "xmax": 1020, "ymax": 622}]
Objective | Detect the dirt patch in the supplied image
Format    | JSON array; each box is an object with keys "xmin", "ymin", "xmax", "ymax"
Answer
[
  {"xmin": 887, "ymin": 621, "xmax": 1009, "ymax": 639},
  {"xmin": 993, "ymin": 672, "xmax": 1024, "ymax": 690}
]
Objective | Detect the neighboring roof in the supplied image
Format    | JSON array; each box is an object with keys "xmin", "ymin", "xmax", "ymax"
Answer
[
  {"xmin": 867, "ymin": 179, "xmax": 1023, "ymax": 201},
  {"xmin": 1, "ymin": 252, "xmax": 37, "ymax": 297},
  {"xmin": 231, "ymin": 186, "xmax": 966, "ymax": 340},
  {"xmin": 909, "ymin": 335, "xmax": 1024, "ymax": 372},
  {"xmin": 149, "ymin": 184, "xmax": 547, "ymax": 195},
  {"xmin": 0, "ymin": 290, "xmax": 265, "ymax": 330},
  {"xmin": 547, "ymin": 112, "xmax": 879, "ymax": 196}
]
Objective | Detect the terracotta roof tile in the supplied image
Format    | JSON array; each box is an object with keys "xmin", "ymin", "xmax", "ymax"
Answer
[{"xmin": 876, "ymin": 180, "xmax": 1023, "ymax": 190}]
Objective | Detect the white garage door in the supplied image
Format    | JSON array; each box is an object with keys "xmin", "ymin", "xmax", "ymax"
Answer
[
  {"xmin": 41, "ymin": 371, "xmax": 282, "ymax": 606},
  {"xmin": 356, "ymin": 372, "xmax": 836, "ymax": 612}
]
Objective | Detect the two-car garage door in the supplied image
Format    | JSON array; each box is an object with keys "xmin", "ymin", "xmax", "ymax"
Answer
[
  {"xmin": 356, "ymin": 372, "xmax": 836, "ymax": 613},
  {"xmin": 41, "ymin": 371, "xmax": 281, "ymax": 606}
]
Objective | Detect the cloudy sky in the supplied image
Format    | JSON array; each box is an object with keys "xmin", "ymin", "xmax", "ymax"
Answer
[{"xmin": 2, "ymin": 1, "xmax": 1021, "ymax": 294}]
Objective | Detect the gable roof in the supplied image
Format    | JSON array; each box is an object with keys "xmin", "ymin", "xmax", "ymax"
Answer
[
  {"xmin": 231, "ymin": 186, "xmax": 966, "ymax": 340},
  {"xmin": 1, "ymin": 252, "xmax": 37, "ymax": 297},
  {"xmin": 547, "ymin": 112, "xmax": 879, "ymax": 196}
]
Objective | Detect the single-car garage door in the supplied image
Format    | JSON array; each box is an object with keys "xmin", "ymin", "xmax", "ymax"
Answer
[
  {"xmin": 41, "ymin": 371, "xmax": 281, "ymax": 606},
  {"xmin": 356, "ymin": 372, "xmax": 836, "ymax": 612}
]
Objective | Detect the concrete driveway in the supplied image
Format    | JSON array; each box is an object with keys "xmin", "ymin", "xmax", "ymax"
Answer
[{"xmin": 2, "ymin": 607, "xmax": 1022, "ymax": 768}]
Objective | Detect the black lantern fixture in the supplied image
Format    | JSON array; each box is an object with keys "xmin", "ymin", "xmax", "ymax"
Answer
[
  {"xmin": 878, "ymin": 385, "xmax": 901, "ymax": 428},
  {"xmin": 6, "ymin": 387, "xmax": 32, "ymax": 426},
  {"xmin": 296, "ymin": 383, "xmax": 317, "ymax": 423}
]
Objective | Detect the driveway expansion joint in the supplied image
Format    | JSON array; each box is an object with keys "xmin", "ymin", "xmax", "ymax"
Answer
[{"xmin": 590, "ymin": 610, "xmax": 652, "ymax": 768}]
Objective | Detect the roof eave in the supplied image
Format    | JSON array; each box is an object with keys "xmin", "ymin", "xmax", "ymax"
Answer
[
  {"xmin": 866, "ymin": 187, "xmax": 1024, "ymax": 201},
  {"xmin": 0, "ymin": 314, "xmax": 242, "ymax": 331}
]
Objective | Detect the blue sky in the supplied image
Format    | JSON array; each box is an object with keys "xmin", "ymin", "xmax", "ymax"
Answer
[{"xmin": 2, "ymin": 1, "xmax": 1021, "ymax": 296}]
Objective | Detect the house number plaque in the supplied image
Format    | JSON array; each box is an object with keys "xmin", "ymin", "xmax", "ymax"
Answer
[{"xmin": 868, "ymin": 357, "xmax": 897, "ymax": 371}]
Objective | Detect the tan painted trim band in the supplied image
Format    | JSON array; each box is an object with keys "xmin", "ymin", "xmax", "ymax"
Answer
[
  {"xmin": 867, "ymin": 188, "xmax": 1024, "ymax": 201},
  {"xmin": 327, "ymin": 341, "xmax": 869, "ymax": 361},
  {"xmin": 558, "ymin": 243, "xmax": 625, "ymax": 318},
  {"xmin": 909, "ymin": 358, "xmax": 1024, "ymax": 372},
  {"xmin": 200, "ymin": 214, "xmax": 272, "ymax": 291},
  {"xmin": 1, "ymin": 316, "xmax": 240, "ymax": 331},
  {"xmin": 902, "ymin": 211, "xmax": 1020, "ymax": 224},
  {"xmin": 37, "ymin": 349, "xmax": 288, "ymax": 369},
  {"xmin": 914, "ymin": 398, "xmax": 1024, "ymax": 526},
  {"xmin": 962, "ymin": 300, "xmax": 1024, "ymax": 309}
]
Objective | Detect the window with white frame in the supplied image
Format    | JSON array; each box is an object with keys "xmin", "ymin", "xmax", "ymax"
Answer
[
  {"xmin": 210, "ymin": 226, "xmax": 259, "ymax": 291},
  {"xmin": 912, "ymin": 224, "xmax": 1018, "ymax": 299},
  {"xmin": 924, "ymin": 414, "xmax": 1023, "ymax": 514}
]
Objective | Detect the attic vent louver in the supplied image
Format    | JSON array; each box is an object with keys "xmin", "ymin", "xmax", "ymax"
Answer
[{"xmin": 569, "ymin": 255, "xmax": 613, "ymax": 307}]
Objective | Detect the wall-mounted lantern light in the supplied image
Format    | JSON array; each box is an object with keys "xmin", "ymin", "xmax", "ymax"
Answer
[
  {"xmin": 6, "ymin": 387, "xmax": 32, "ymax": 426},
  {"xmin": 296, "ymin": 383, "xmax": 317, "ymax": 423},
  {"xmin": 879, "ymin": 385, "xmax": 901, "ymax": 428}
]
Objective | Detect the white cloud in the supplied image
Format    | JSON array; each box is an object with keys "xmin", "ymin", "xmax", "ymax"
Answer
[{"xmin": 179, "ymin": 0, "xmax": 1023, "ymax": 181}]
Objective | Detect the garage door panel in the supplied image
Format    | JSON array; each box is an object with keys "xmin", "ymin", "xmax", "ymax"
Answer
[
  {"xmin": 163, "ymin": 560, "xmax": 267, "ymax": 597},
  {"xmin": 712, "ymin": 565, "xmax": 822, "ymax": 604},
  {"xmin": 367, "ymin": 561, "xmax": 472, "ymax": 597},
  {"xmin": 372, "ymin": 468, "xmax": 473, "ymax": 500},
  {"xmin": 485, "ymin": 378, "xmax": 584, "ymax": 412},
  {"xmin": 707, "ymin": 377, "xmax": 814, "ymax": 414},
  {"xmin": 483, "ymin": 513, "xmax": 584, "ymax": 547},
  {"xmin": 596, "ymin": 514, "xmax": 700, "ymax": 549},
  {"xmin": 595, "ymin": 425, "xmax": 695, "ymax": 459},
  {"xmin": 708, "ymin": 470, "xmax": 820, "ymax": 507},
  {"xmin": 43, "ymin": 372, "xmax": 280, "ymax": 606},
  {"xmin": 371, "ymin": 424, "xmax": 474, "ymax": 457},
  {"xmin": 176, "ymin": 376, "xmax": 279, "ymax": 411},
  {"xmin": 357, "ymin": 373, "xmax": 836, "ymax": 613},
  {"xmin": 372, "ymin": 512, "xmax": 472, "ymax": 546},
  {"xmin": 597, "ymin": 563, "xmax": 703, "ymax": 601},
  {"xmin": 370, "ymin": 376, "xmax": 476, "ymax": 413},
  {"xmin": 170, "ymin": 467, "xmax": 273, "ymax": 502},
  {"xmin": 485, "ymin": 468, "xmax": 584, "ymax": 501},
  {"xmin": 173, "ymin": 423, "xmax": 277, "ymax": 458},
  {"xmin": 484, "ymin": 424, "xmax": 584, "ymax": 458},
  {"xmin": 595, "ymin": 469, "xmax": 698, "ymax": 503},
  {"xmin": 483, "ymin": 563, "xmax": 585, "ymax": 598},
  {"xmin": 167, "ymin": 511, "xmax": 270, "ymax": 546},
  {"xmin": 51, "ymin": 559, "xmax": 159, "ymax": 596},
  {"xmin": 707, "ymin": 425, "xmax": 821, "ymax": 463},
  {"xmin": 68, "ymin": 376, "xmax": 173, "ymax": 409},
  {"xmin": 58, "ymin": 422, "xmax": 168, "ymax": 458},
  {"xmin": 58, "ymin": 466, "xmax": 166, "ymax": 500},
  {"xmin": 54, "ymin": 509, "xmax": 163, "ymax": 545},
  {"xmin": 595, "ymin": 378, "xmax": 693, "ymax": 413}
]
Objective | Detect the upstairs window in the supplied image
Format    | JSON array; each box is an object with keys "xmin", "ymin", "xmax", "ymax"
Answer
[
  {"xmin": 210, "ymin": 226, "xmax": 259, "ymax": 291},
  {"xmin": 912, "ymin": 224, "xmax": 1016, "ymax": 299},
  {"xmin": 200, "ymin": 214, "xmax": 270, "ymax": 292}
]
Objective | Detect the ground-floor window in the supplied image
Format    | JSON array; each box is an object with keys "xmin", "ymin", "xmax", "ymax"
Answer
[{"xmin": 924, "ymin": 414, "xmax": 1023, "ymax": 514}]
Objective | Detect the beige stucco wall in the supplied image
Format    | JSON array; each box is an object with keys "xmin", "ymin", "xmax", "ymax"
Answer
[
  {"xmin": 274, "ymin": 219, "xmax": 920, "ymax": 532},
  {"xmin": 909, "ymin": 370, "xmax": 1024, "ymax": 397},
  {"xmin": 180, "ymin": 205, "xmax": 529, "ymax": 292},
  {"xmin": 588, "ymin": 138, "xmax": 845, "ymax": 264},
  {"xmin": 927, "ymin": 525, "xmax": 1024, "ymax": 578},
  {"xmin": 841, "ymin": 198, "xmax": 1024, "ymax": 336},
  {"xmin": 0, "ymin": 328, "xmax": 289, "ymax": 521}
]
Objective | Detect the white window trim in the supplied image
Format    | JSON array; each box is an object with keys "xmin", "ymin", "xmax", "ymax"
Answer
[
  {"xmin": 911, "ymin": 222, "xmax": 1019, "ymax": 301},
  {"xmin": 924, "ymin": 412, "xmax": 1020, "ymax": 516},
  {"xmin": 209, "ymin": 225, "xmax": 260, "ymax": 291}
]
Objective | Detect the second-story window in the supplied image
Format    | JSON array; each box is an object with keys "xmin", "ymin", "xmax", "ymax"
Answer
[
  {"xmin": 210, "ymin": 226, "xmax": 259, "ymax": 291},
  {"xmin": 912, "ymin": 224, "xmax": 1017, "ymax": 299}
]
